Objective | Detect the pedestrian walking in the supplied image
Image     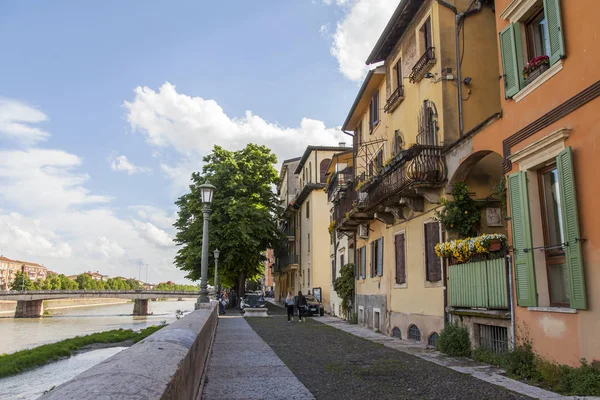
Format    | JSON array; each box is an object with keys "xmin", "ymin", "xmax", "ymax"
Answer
[
  {"xmin": 285, "ymin": 291, "xmax": 295, "ymax": 323},
  {"xmin": 217, "ymin": 291, "xmax": 226, "ymax": 315},
  {"xmin": 295, "ymin": 290, "xmax": 307, "ymax": 322}
]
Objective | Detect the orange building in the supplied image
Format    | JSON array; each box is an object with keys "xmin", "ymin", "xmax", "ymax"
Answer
[{"xmin": 450, "ymin": 0, "xmax": 600, "ymax": 365}]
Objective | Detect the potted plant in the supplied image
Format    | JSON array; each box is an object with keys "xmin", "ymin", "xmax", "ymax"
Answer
[{"xmin": 523, "ymin": 55, "xmax": 550, "ymax": 84}]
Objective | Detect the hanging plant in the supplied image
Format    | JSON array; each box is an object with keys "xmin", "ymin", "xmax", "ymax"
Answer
[
  {"xmin": 434, "ymin": 182, "xmax": 480, "ymax": 237},
  {"xmin": 328, "ymin": 220, "xmax": 336, "ymax": 235},
  {"xmin": 435, "ymin": 234, "xmax": 507, "ymax": 263}
]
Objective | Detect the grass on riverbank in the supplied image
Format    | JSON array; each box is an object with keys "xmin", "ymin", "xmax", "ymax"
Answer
[{"xmin": 0, "ymin": 324, "xmax": 164, "ymax": 378}]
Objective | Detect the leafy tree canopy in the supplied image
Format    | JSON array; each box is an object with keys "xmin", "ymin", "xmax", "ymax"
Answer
[{"xmin": 174, "ymin": 144, "xmax": 283, "ymax": 294}]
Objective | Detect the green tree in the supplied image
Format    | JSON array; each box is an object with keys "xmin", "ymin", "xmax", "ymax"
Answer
[
  {"xmin": 126, "ymin": 279, "xmax": 140, "ymax": 290},
  {"xmin": 58, "ymin": 274, "xmax": 78, "ymax": 290},
  {"xmin": 76, "ymin": 274, "xmax": 93, "ymax": 290},
  {"xmin": 174, "ymin": 144, "xmax": 282, "ymax": 296},
  {"xmin": 49, "ymin": 275, "xmax": 62, "ymax": 290},
  {"xmin": 10, "ymin": 271, "xmax": 33, "ymax": 291}
]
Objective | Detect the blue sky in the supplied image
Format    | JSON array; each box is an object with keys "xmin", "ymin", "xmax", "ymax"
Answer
[{"xmin": 0, "ymin": 0, "xmax": 397, "ymax": 283}]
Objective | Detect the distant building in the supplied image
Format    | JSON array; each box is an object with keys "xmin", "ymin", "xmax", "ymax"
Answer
[
  {"xmin": 84, "ymin": 271, "xmax": 109, "ymax": 281},
  {"xmin": 0, "ymin": 256, "xmax": 48, "ymax": 290}
]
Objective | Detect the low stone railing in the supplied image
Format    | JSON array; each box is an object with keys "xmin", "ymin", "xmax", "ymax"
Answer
[{"xmin": 41, "ymin": 301, "xmax": 219, "ymax": 400}]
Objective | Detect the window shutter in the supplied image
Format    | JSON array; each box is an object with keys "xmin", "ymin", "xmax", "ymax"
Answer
[
  {"xmin": 377, "ymin": 237, "xmax": 383, "ymax": 276},
  {"xmin": 425, "ymin": 223, "xmax": 441, "ymax": 281},
  {"xmin": 543, "ymin": 0, "xmax": 565, "ymax": 65},
  {"xmin": 370, "ymin": 241, "xmax": 375, "ymax": 277},
  {"xmin": 499, "ymin": 23, "xmax": 524, "ymax": 98},
  {"xmin": 361, "ymin": 246, "xmax": 367, "ymax": 279},
  {"xmin": 556, "ymin": 147, "xmax": 586, "ymax": 309},
  {"xmin": 508, "ymin": 172, "xmax": 538, "ymax": 307},
  {"xmin": 395, "ymin": 233, "xmax": 406, "ymax": 284}
]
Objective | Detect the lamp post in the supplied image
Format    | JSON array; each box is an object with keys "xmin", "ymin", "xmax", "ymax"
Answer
[
  {"xmin": 196, "ymin": 181, "xmax": 216, "ymax": 308},
  {"xmin": 213, "ymin": 248, "xmax": 220, "ymax": 294}
]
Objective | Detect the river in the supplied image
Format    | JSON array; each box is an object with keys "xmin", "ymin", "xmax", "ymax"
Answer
[{"xmin": 0, "ymin": 299, "xmax": 197, "ymax": 398}]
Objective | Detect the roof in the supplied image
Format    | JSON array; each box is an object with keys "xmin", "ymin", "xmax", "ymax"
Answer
[
  {"xmin": 341, "ymin": 66, "xmax": 386, "ymax": 132},
  {"xmin": 365, "ymin": 0, "xmax": 424, "ymax": 65},
  {"xmin": 14, "ymin": 260, "xmax": 46, "ymax": 269},
  {"xmin": 326, "ymin": 150, "xmax": 354, "ymax": 177},
  {"xmin": 292, "ymin": 183, "xmax": 326, "ymax": 208},
  {"xmin": 294, "ymin": 146, "xmax": 352, "ymax": 174}
]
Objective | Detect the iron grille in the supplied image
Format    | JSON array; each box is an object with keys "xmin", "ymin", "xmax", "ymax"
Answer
[
  {"xmin": 428, "ymin": 332, "xmax": 439, "ymax": 347},
  {"xmin": 409, "ymin": 47, "xmax": 435, "ymax": 83},
  {"xmin": 408, "ymin": 324, "xmax": 421, "ymax": 341},
  {"xmin": 392, "ymin": 327, "xmax": 402, "ymax": 339},
  {"xmin": 384, "ymin": 86, "xmax": 405, "ymax": 113},
  {"xmin": 417, "ymin": 100, "xmax": 438, "ymax": 146},
  {"xmin": 478, "ymin": 324, "xmax": 509, "ymax": 354}
]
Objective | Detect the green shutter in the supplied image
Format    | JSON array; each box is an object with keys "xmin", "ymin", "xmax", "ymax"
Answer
[
  {"xmin": 556, "ymin": 147, "xmax": 587, "ymax": 309},
  {"xmin": 499, "ymin": 23, "xmax": 524, "ymax": 99},
  {"xmin": 508, "ymin": 172, "xmax": 537, "ymax": 306},
  {"xmin": 543, "ymin": 0, "xmax": 565, "ymax": 65}
]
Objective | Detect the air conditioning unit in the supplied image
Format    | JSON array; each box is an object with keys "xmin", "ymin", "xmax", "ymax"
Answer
[{"xmin": 358, "ymin": 224, "xmax": 369, "ymax": 239}]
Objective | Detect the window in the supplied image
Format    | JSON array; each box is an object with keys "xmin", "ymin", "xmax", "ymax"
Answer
[
  {"xmin": 308, "ymin": 268, "xmax": 310, "ymax": 286},
  {"xmin": 428, "ymin": 332, "xmax": 439, "ymax": 347},
  {"xmin": 332, "ymin": 260, "xmax": 336, "ymax": 284},
  {"xmin": 395, "ymin": 233, "xmax": 406, "ymax": 284},
  {"xmin": 508, "ymin": 146, "xmax": 586, "ymax": 309},
  {"xmin": 306, "ymin": 201, "xmax": 310, "ymax": 219},
  {"xmin": 370, "ymin": 238, "xmax": 384, "ymax": 277},
  {"xmin": 525, "ymin": 10, "xmax": 550, "ymax": 60},
  {"xmin": 478, "ymin": 324, "xmax": 509, "ymax": 354},
  {"xmin": 395, "ymin": 58, "xmax": 403, "ymax": 89},
  {"xmin": 538, "ymin": 165, "xmax": 569, "ymax": 306},
  {"xmin": 309, "ymin": 162, "xmax": 312, "ymax": 183},
  {"xmin": 499, "ymin": 0, "xmax": 565, "ymax": 98},
  {"xmin": 392, "ymin": 327, "xmax": 402, "ymax": 338},
  {"xmin": 375, "ymin": 150, "xmax": 384, "ymax": 170},
  {"xmin": 408, "ymin": 324, "xmax": 421, "ymax": 341},
  {"xmin": 424, "ymin": 222, "xmax": 441, "ymax": 281},
  {"xmin": 340, "ymin": 254, "xmax": 345, "ymax": 269},
  {"xmin": 356, "ymin": 120, "xmax": 363, "ymax": 146},
  {"xmin": 421, "ymin": 17, "xmax": 432, "ymax": 52},
  {"xmin": 320, "ymin": 159, "xmax": 331, "ymax": 183},
  {"xmin": 369, "ymin": 90, "xmax": 379, "ymax": 132}
]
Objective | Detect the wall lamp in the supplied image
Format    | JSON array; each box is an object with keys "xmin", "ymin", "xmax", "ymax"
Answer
[{"xmin": 463, "ymin": 77, "xmax": 472, "ymax": 85}]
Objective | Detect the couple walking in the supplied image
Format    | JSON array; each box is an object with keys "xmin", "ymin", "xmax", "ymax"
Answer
[{"xmin": 285, "ymin": 290, "xmax": 307, "ymax": 322}]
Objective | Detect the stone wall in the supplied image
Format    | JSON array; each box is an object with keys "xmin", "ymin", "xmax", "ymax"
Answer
[{"xmin": 41, "ymin": 302, "xmax": 218, "ymax": 400}]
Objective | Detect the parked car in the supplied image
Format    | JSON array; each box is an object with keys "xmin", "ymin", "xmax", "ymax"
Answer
[
  {"xmin": 294, "ymin": 295, "xmax": 324, "ymax": 317},
  {"xmin": 240, "ymin": 294, "xmax": 266, "ymax": 310}
]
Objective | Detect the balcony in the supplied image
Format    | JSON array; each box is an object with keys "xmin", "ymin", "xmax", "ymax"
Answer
[
  {"xmin": 448, "ymin": 255, "xmax": 509, "ymax": 309},
  {"xmin": 384, "ymin": 86, "xmax": 404, "ymax": 113},
  {"xmin": 409, "ymin": 47, "xmax": 435, "ymax": 83},
  {"xmin": 360, "ymin": 144, "xmax": 446, "ymax": 212},
  {"xmin": 327, "ymin": 168, "xmax": 354, "ymax": 202},
  {"xmin": 333, "ymin": 183, "xmax": 358, "ymax": 228},
  {"xmin": 279, "ymin": 223, "xmax": 295, "ymax": 239}
]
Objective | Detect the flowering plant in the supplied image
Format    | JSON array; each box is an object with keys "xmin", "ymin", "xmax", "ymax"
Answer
[
  {"xmin": 435, "ymin": 233, "xmax": 507, "ymax": 263},
  {"xmin": 434, "ymin": 182, "xmax": 480, "ymax": 237},
  {"xmin": 328, "ymin": 220, "xmax": 336, "ymax": 235},
  {"xmin": 523, "ymin": 55, "xmax": 550, "ymax": 78}
]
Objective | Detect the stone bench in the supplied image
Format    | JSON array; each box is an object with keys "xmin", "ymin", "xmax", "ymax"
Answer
[{"xmin": 244, "ymin": 307, "xmax": 268, "ymax": 317}]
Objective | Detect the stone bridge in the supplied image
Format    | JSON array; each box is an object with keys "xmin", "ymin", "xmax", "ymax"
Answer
[{"xmin": 0, "ymin": 290, "xmax": 198, "ymax": 317}]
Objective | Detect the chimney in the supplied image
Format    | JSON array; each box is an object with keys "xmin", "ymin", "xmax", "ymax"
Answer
[{"xmin": 339, "ymin": 142, "xmax": 346, "ymax": 147}]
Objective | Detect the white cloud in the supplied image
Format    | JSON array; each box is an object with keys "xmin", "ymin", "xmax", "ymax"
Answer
[
  {"xmin": 0, "ymin": 213, "xmax": 72, "ymax": 259},
  {"xmin": 328, "ymin": 0, "xmax": 398, "ymax": 81},
  {"xmin": 124, "ymin": 82, "xmax": 348, "ymax": 192},
  {"xmin": 130, "ymin": 205, "xmax": 176, "ymax": 230},
  {"xmin": 85, "ymin": 236, "xmax": 126, "ymax": 258},
  {"xmin": 0, "ymin": 98, "xmax": 50, "ymax": 145},
  {"xmin": 133, "ymin": 220, "xmax": 173, "ymax": 248},
  {"xmin": 110, "ymin": 154, "xmax": 151, "ymax": 175}
]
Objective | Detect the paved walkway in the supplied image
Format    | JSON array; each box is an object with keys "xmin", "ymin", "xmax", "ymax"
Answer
[{"xmin": 201, "ymin": 315, "xmax": 314, "ymax": 400}]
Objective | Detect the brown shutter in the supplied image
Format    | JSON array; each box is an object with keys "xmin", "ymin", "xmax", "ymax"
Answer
[
  {"xmin": 370, "ymin": 241, "xmax": 375, "ymax": 278},
  {"xmin": 395, "ymin": 233, "xmax": 406, "ymax": 284},
  {"xmin": 425, "ymin": 222, "xmax": 441, "ymax": 281}
]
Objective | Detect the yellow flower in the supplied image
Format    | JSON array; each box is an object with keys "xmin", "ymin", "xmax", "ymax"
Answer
[{"xmin": 464, "ymin": 211, "xmax": 468, "ymax": 214}]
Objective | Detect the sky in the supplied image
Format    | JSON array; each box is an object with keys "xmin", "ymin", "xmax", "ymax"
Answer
[{"xmin": 0, "ymin": 0, "xmax": 398, "ymax": 284}]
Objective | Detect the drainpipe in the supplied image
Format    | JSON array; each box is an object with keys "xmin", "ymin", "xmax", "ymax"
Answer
[
  {"xmin": 437, "ymin": 0, "xmax": 482, "ymax": 137},
  {"xmin": 506, "ymin": 254, "xmax": 515, "ymax": 350}
]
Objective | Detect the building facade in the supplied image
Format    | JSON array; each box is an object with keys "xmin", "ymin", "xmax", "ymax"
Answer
[
  {"xmin": 451, "ymin": 0, "xmax": 600, "ymax": 365},
  {"xmin": 0, "ymin": 256, "xmax": 48, "ymax": 290}
]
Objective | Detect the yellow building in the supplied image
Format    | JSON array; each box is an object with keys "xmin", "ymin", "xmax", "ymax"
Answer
[{"xmin": 335, "ymin": 0, "xmax": 501, "ymax": 343}]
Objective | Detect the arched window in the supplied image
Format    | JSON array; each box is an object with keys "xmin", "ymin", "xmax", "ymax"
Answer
[
  {"xmin": 408, "ymin": 324, "xmax": 421, "ymax": 341},
  {"xmin": 320, "ymin": 158, "xmax": 331, "ymax": 183},
  {"xmin": 392, "ymin": 327, "xmax": 402, "ymax": 339},
  {"xmin": 428, "ymin": 332, "xmax": 439, "ymax": 347},
  {"xmin": 417, "ymin": 100, "xmax": 438, "ymax": 146}
]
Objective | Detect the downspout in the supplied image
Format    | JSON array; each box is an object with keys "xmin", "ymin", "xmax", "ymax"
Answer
[
  {"xmin": 437, "ymin": 0, "xmax": 482, "ymax": 137},
  {"xmin": 506, "ymin": 254, "xmax": 515, "ymax": 350}
]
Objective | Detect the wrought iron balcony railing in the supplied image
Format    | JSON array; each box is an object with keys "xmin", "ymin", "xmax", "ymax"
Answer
[
  {"xmin": 327, "ymin": 168, "xmax": 353, "ymax": 202},
  {"xmin": 384, "ymin": 86, "xmax": 405, "ymax": 113},
  {"xmin": 409, "ymin": 47, "xmax": 435, "ymax": 83},
  {"xmin": 361, "ymin": 144, "xmax": 446, "ymax": 211},
  {"xmin": 333, "ymin": 182, "xmax": 358, "ymax": 225}
]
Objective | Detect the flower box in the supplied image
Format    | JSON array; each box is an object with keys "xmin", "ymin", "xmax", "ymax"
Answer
[
  {"xmin": 523, "ymin": 55, "xmax": 550, "ymax": 84},
  {"xmin": 435, "ymin": 234, "xmax": 507, "ymax": 264},
  {"xmin": 525, "ymin": 63, "xmax": 549, "ymax": 85},
  {"xmin": 488, "ymin": 239, "xmax": 502, "ymax": 252}
]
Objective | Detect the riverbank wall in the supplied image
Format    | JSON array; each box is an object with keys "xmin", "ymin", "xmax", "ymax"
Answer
[
  {"xmin": 0, "ymin": 298, "xmax": 129, "ymax": 315},
  {"xmin": 41, "ymin": 301, "xmax": 219, "ymax": 400}
]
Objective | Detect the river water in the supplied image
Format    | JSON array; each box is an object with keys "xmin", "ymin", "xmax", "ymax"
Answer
[{"xmin": 0, "ymin": 299, "xmax": 197, "ymax": 398}]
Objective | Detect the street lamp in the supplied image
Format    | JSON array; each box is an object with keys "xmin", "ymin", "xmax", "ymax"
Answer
[
  {"xmin": 196, "ymin": 181, "xmax": 216, "ymax": 308},
  {"xmin": 213, "ymin": 248, "xmax": 220, "ymax": 294}
]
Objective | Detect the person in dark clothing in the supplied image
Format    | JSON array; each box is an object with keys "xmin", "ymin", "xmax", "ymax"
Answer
[{"xmin": 295, "ymin": 290, "xmax": 307, "ymax": 322}]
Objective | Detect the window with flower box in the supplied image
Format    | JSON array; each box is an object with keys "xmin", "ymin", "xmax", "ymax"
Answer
[{"xmin": 499, "ymin": 0, "xmax": 564, "ymax": 98}]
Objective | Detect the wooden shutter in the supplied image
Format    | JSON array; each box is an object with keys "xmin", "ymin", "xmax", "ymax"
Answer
[
  {"xmin": 361, "ymin": 246, "xmax": 367, "ymax": 279},
  {"xmin": 370, "ymin": 241, "xmax": 375, "ymax": 277},
  {"xmin": 508, "ymin": 172, "xmax": 538, "ymax": 307},
  {"xmin": 374, "ymin": 90, "xmax": 379, "ymax": 125},
  {"xmin": 499, "ymin": 23, "xmax": 524, "ymax": 99},
  {"xmin": 543, "ymin": 0, "xmax": 565, "ymax": 65},
  {"xmin": 556, "ymin": 147, "xmax": 586, "ymax": 309},
  {"xmin": 425, "ymin": 223, "xmax": 441, "ymax": 281},
  {"xmin": 395, "ymin": 233, "xmax": 406, "ymax": 284},
  {"xmin": 376, "ymin": 237, "xmax": 383, "ymax": 276}
]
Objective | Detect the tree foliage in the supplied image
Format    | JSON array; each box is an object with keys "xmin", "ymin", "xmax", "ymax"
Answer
[
  {"xmin": 333, "ymin": 263, "xmax": 355, "ymax": 318},
  {"xmin": 10, "ymin": 271, "xmax": 33, "ymax": 291},
  {"xmin": 173, "ymin": 144, "xmax": 282, "ymax": 295},
  {"xmin": 435, "ymin": 182, "xmax": 480, "ymax": 237}
]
